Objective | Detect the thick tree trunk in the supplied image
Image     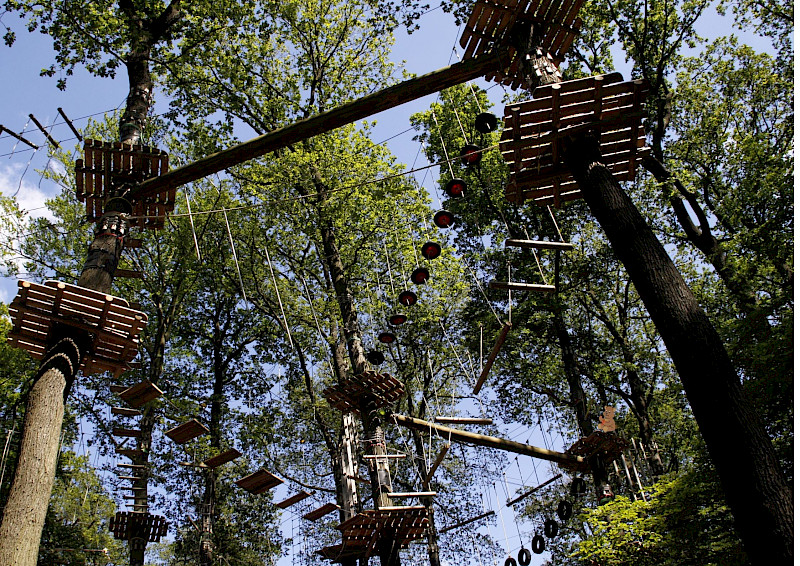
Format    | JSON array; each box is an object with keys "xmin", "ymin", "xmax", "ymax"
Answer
[{"xmin": 564, "ymin": 130, "xmax": 793, "ymax": 564}]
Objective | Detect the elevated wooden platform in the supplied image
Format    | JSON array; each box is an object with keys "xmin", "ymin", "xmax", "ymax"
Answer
[
  {"xmin": 119, "ymin": 381, "xmax": 163, "ymax": 408},
  {"xmin": 236, "ymin": 469, "xmax": 283, "ymax": 494},
  {"xmin": 323, "ymin": 369, "xmax": 405, "ymax": 414},
  {"xmin": 109, "ymin": 511, "xmax": 168, "ymax": 542},
  {"xmin": 203, "ymin": 448, "xmax": 242, "ymax": 469},
  {"xmin": 276, "ymin": 491, "xmax": 312, "ymax": 509},
  {"xmin": 165, "ymin": 419, "xmax": 209, "ymax": 445},
  {"xmin": 75, "ymin": 139, "xmax": 173, "ymax": 230},
  {"xmin": 500, "ymin": 73, "xmax": 650, "ymax": 206},
  {"xmin": 7, "ymin": 280, "xmax": 147, "ymax": 376},
  {"xmin": 317, "ymin": 506, "xmax": 429, "ymax": 562},
  {"xmin": 460, "ymin": 0, "xmax": 584, "ymax": 89},
  {"xmin": 560, "ymin": 431, "xmax": 629, "ymax": 472}
]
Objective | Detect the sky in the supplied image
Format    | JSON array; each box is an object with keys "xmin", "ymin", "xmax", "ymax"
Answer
[{"xmin": 0, "ymin": 3, "xmax": 779, "ymax": 565}]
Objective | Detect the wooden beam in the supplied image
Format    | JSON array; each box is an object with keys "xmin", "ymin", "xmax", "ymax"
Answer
[
  {"xmin": 387, "ymin": 492, "xmax": 437, "ymax": 498},
  {"xmin": 473, "ymin": 321, "xmax": 512, "ymax": 394},
  {"xmin": 440, "ymin": 510, "xmax": 495, "ymax": 534},
  {"xmin": 391, "ymin": 414, "xmax": 583, "ymax": 467},
  {"xmin": 132, "ymin": 50, "xmax": 509, "ymax": 199},
  {"xmin": 489, "ymin": 281, "xmax": 556, "ymax": 293},
  {"xmin": 424, "ymin": 443, "xmax": 450, "ymax": 486},
  {"xmin": 506, "ymin": 474, "xmax": 563, "ymax": 506},
  {"xmin": 505, "ymin": 239, "xmax": 574, "ymax": 250},
  {"xmin": 433, "ymin": 417, "xmax": 493, "ymax": 425}
]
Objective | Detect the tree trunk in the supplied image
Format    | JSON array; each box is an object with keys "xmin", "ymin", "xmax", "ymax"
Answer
[{"xmin": 564, "ymin": 130, "xmax": 793, "ymax": 564}]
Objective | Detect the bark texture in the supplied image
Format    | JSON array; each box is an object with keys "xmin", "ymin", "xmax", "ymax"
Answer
[{"xmin": 565, "ymin": 130, "xmax": 793, "ymax": 564}]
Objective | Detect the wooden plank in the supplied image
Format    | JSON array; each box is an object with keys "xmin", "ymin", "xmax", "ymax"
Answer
[
  {"xmin": 116, "ymin": 448, "xmax": 144, "ymax": 459},
  {"xmin": 440, "ymin": 510, "xmax": 495, "ymax": 533},
  {"xmin": 119, "ymin": 381, "xmax": 163, "ymax": 408},
  {"xmin": 433, "ymin": 417, "xmax": 493, "ymax": 425},
  {"xmin": 506, "ymin": 473, "xmax": 562, "ymax": 506},
  {"xmin": 391, "ymin": 413, "xmax": 583, "ymax": 466},
  {"xmin": 489, "ymin": 281, "xmax": 556, "ymax": 292},
  {"xmin": 110, "ymin": 385, "xmax": 127, "ymax": 394},
  {"xmin": 115, "ymin": 268, "xmax": 143, "ymax": 279},
  {"xmin": 133, "ymin": 51, "xmax": 509, "ymax": 200},
  {"xmin": 424, "ymin": 444, "xmax": 450, "ymax": 486},
  {"xmin": 275, "ymin": 491, "xmax": 312, "ymax": 509},
  {"xmin": 505, "ymin": 239, "xmax": 573, "ymax": 250},
  {"xmin": 112, "ymin": 427, "xmax": 142, "ymax": 438},
  {"xmin": 235, "ymin": 469, "xmax": 283, "ymax": 494},
  {"xmin": 386, "ymin": 492, "xmax": 437, "ymax": 498},
  {"xmin": 473, "ymin": 321, "xmax": 512, "ymax": 394},
  {"xmin": 165, "ymin": 419, "xmax": 209, "ymax": 445},
  {"xmin": 202, "ymin": 448, "xmax": 242, "ymax": 469},
  {"xmin": 302, "ymin": 502, "xmax": 340, "ymax": 521},
  {"xmin": 111, "ymin": 406, "xmax": 141, "ymax": 417}
]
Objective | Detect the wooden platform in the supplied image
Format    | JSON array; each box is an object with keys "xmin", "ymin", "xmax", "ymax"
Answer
[
  {"xmin": 7, "ymin": 280, "xmax": 147, "ymax": 376},
  {"xmin": 75, "ymin": 139, "xmax": 173, "ymax": 230},
  {"xmin": 165, "ymin": 419, "xmax": 209, "ymax": 445},
  {"xmin": 303, "ymin": 502, "xmax": 340, "ymax": 521},
  {"xmin": 112, "ymin": 427, "xmax": 142, "ymax": 438},
  {"xmin": 317, "ymin": 506, "xmax": 429, "ymax": 562},
  {"xmin": 202, "ymin": 448, "xmax": 242, "ymax": 469},
  {"xmin": 500, "ymin": 73, "xmax": 650, "ymax": 206},
  {"xmin": 560, "ymin": 431, "xmax": 629, "ymax": 472},
  {"xmin": 119, "ymin": 381, "xmax": 163, "ymax": 408},
  {"xmin": 235, "ymin": 469, "xmax": 283, "ymax": 494},
  {"xmin": 276, "ymin": 491, "xmax": 312, "ymax": 509},
  {"xmin": 111, "ymin": 406, "xmax": 141, "ymax": 417},
  {"xmin": 460, "ymin": 0, "xmax": 584, "ymax": 89},
  {"xmin": 108, "ymin": 511, "xmax": 168, "ymax": 542},
  {"xmin": 322, "ymin": 370, "xmax": 405, "ymax": 414}
]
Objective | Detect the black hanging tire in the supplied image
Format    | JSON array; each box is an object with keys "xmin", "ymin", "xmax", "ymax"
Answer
[
  {"xmin": 504, "ymin": 557, "xmax": 516, "ymax": 566},
  {"xmin": 517, "ymin": 547, "xmax": 531, "ymax": 566},
  {"xmin": 557, "ymin": 499, "xmax": 573, "ymax": 521},
  {"xmin": 531, "ymin": 534, "xmax": 545, "ymax": 554},
  {"xmin": 544, "ymin": 518, "xmax": 558, "ymax": 539},
  {"xmin": 570, "ymin": 477, "xmax": 587, "ymax": 496},
  {"xmin": 474, "ymin": 112, "xmax": 498, "ymax": 133}
]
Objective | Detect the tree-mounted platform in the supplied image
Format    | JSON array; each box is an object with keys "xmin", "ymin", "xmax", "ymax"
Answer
[
  {"xmin": 323, "ymin": 370, "xmax": 405, "ymax": 414},
  {"xmin": 460, "ymin": 0, "xmax": 585, "ymax": 89},
  {"xmin": 317, "ymin": 505, "xmax": 429, "ymax": 562},
  {"xmin": 7, "ymin": 280, "xmax": 147, "ymax": 377},
  {"xmin": 559, "ymin": 431, "xmax": 629, "ymax": 473},
  {"xmin": 75, "ymin": 139, "xmax": 173, "ymax": 230},
  {"xmin": 108, "ymin": 511, "xmax": 168, "ymax": 546},
  {"xmin": 165, "ymin": 418, "xmax": 209, "ymax": 445},
  {"xmin": 501, "ymin": 73, "xmax": 650, "ymax": 206},
  {"xmin": 118, "ymin": 381, "xmax": 163, "ymax": 408},
  {"xmin": 235, "ymin": 469, "xmax": 283, "ymax": 495}
]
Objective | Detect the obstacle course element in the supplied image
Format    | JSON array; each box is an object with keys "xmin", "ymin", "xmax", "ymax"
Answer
[
  {"xmin": 303, "ymin": 502, "xmax": 341, "ymax": 521},
  {"xmin": 235, "ymin": 469, "xmax": 284, "ymax": 494},
  {"xmin": 75, "ymin": 139, "xmax": 173, "ymax": 230},
  {"xmin": 460, "ymin": 0, "xmax": 584, "ymax": 89},
  {"xmin": 500, "ymin": 73, "xmax": 650, "ymax": 206},
  {"xmin": 118, "ymin": 381, "xmax": 163, "ymax": 408},
  {"xmin": 276, "ymin": 491, "xmax": 312, "ymax": 509},
  {"xmin": 165, "ymin": 419, "xmax": 209, "ymax": 445},
  {"xmin": 317, "ymin": 506, "xmax": 428, "ymax": 562},
  {"xmin": 560, "ymin": 431, "xmax": 629, "ymax": 473},
  {"xmin": 7, "ymin": 280, "xmax": 147, "ymax": 377},
  {"xmin": 323, "ymin": 370, "xmax": 404, "ymax": 414},
  {"xmin": 109, "ymin": 511, "xmax": 168, "ymax": 548},
  {"xmin": 203, "ymin": 448, "xmax": 242, "ymax": 469}
]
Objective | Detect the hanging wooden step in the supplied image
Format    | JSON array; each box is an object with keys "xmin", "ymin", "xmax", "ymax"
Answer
[
  {"xmin": 275, "ymin": 491, "xmax": 312, "ymax": 509},
  {"xmin": 115, "ymin": 269, "xmax": 143, "ymax": 279},
  {"xmin": 116, "ymin": 448, "xmax": 144, "ymax": 459},
  {"xmin": 386, "ymin": 492, "xmax": 437, "ymax": 498},
  {"xmin": 112, "ymin": 427, "xmax": 142, "ymax": 438},
  {"xmin": 165, "ymin": 419, "xmax": 209, "ymax": 445},
  {"xmin": 117, "ymin": 476, "xmax": 143, "ymax": 481},
  {"xmin": 111, "ymin": 406, "xmax": 141, "ymax": 417},
  {"xmin": 489, "ymin": 281, "xmax": 556, "ymax": 293},
  {"xmin": 433, "ymin": 417, "xmax": 493, "ymax": 425},
  {"xmin": 203, "ymin": 448, "xmax": 242, "ymax": 469},
  {"xmin": 119, "ymin": 381, "xmax": 163, "ymax": 408},
  {"xmin": 235, "ymin": 469, "xmax": 283, "ymax": 494},
  {"xmin": 473, "ymin": 321, "xmax": 512, "ymax": 394},
  {"xmin": 117, "ymin": 463, "xmax": 146, "ymax": 469},
  {"xmin": 505, "ymin": 239, "xmax": 574, "ymax": 251},
  {"xmin": 110, "ymin": 385, "xmax": 127, "ymax": 394},
  {"xmin": 303, "ymin": 502, "xmax": 340, "ymax": 521}
]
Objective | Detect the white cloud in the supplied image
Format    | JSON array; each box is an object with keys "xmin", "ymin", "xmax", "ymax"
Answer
[{"xmin": 0, "ymin": 162, "xmax": 58, "ymax": 223}]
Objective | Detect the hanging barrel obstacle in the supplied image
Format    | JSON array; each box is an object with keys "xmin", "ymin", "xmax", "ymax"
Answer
[
  {"xmin": 410, "ymin": 267, "xmax": 430, "ymax": 285},
  {"xmin": 444, "ymin": 178, "xmax": 467, "ymax": 197},
  {"xmin": 475, "ymin": 112, "xmax": 498, "ymax": 134},
  {"xmin": 433, "ymin": 210, "xmax": 456, "ymax": 229},
  {"xmin": 378, "ymin": 331, "xmax": 397, "ymax": 344},
  {"xmin": 460, "ymin": 143, "xmax": 482, "ymax": 166},
  {"xmin": 473, "ymin": 321, "xmax": 512, "ymax": 394},
  {"xmin": 388, "ymin": 314, "xmax": 408, "ymax": 326},
  {"xmin": 366, "ymin": 350, "xmax": 385, "ymax": 365},
  {"xmin": 420, "ymin": 242, "xmax": 441, "ymax": 260},
  {"xmin": 398, "ymin": 290, "xmax": 417, "ymax": 306}
]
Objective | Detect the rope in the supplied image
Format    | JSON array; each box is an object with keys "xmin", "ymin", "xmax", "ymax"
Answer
[{"xmin": 265, "ymin": 244, "xmax": 294, "ymax": 350}]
